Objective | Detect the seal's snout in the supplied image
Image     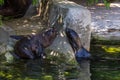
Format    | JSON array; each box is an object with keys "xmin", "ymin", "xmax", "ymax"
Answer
[
  {"xmin": 49, "ymin": 27, "xmax": 58, "ymax": 36},
  {"xmin": 75, "ymin": 47, "xmax": 91, "ymax": 63},
  {"xmin": 50, "ymin": 28, "xmax": 57, "ymax": 35}
]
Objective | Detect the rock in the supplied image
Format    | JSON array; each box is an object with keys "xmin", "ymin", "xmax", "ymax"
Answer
[
  {"xmin": 0, "ymin": 0, "xmax": 32, "ymax": 18},
  {"xmin": 0, "ymin": 26, "xmax": 15, "ymax": 55},
  {"xmin": 0, "ymin": 27, "xmax": 9, "ymax": 55},
  {"xmin": 0, "ymin": 43, "xmax": 7, "ymax": 55},
  {"xmin": 0, "ymin": 27, "xmax": 9, "ymax": 44},
  {"xmin": 48, "ymin": 29, "xmax": 75, "ymax": 63},
  {"xmin": 78, "ymin": 60, "xmax": 91, "ymax": 80},
  {"xmin": 5, "ymin": 52, "xmax": 14, "ymax": 63},
  {"xmin": 46, "ymin": 1, "xmax": 91, "ymax": 80},
  {"xmin": 89, "ymin": 5, "xmax": 120, "ymax": 40},
  {"xmin": 24, "ymin": 4, "xmax": 38, "ymax": 18},
  {"xmin": 49, "ymin": 1, "xmax": 91, "ymax": 51},
  {"xmin": 6, "ymin": 45, "xmax": 14, "ymax": 51},
  {"xmin": 48, "ymin": 0, "xmax": 91, "ymax": 57}
]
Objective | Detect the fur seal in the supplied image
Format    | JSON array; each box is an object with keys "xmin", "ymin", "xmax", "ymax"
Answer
[
  {"xmin": 65, "ymin": 28, "xmax": 91, "ymax": 63},
  {"xmin": 10, "ymin": 27, "xmax": 57, "ymax": 59}
]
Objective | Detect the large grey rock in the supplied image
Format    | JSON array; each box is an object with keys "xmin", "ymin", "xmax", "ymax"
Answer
[
  {"xmin": 49, "ymin": 1, "xmax": 91, "ymax": 51},
  {"xmin": 47, "ymin": 1, "xmax": 91, "ymax": 80}
]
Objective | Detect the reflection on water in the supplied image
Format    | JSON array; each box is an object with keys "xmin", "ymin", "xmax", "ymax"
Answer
[{"xmin": 0, "ymin": 53, "xmax": 79, "ymax": 80}]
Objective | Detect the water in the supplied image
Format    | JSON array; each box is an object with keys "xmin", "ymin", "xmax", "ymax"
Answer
[
  {"xmin": 90, "ymin": 40, "xmax": 120, "ymax": 80},
  {"xmin": 0, "ymin": 54, "xmax": 79, "ymax": 80}
]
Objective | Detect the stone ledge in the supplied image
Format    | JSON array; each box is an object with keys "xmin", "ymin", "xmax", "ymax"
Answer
[{"xmin": 89, "ymin": 3, "xmax": 120, "ymax": 40}]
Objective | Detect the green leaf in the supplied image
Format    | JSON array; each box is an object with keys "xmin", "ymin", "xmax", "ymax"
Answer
[
  {"xmin": 0, "ymin": 0, "xmax": 4, "ymax": 5},
  {"xmin": 32, "ymin": 0, "xmax": 38, "ymax": 5},
  {"xmin": 95, "ymin": 0, "xmax": 98, "ymax": 3}
]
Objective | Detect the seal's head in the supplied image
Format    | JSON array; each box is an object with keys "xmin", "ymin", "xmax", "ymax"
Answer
[
  {"xmin": 44, "ymin": 27, "xmax": 57, "ymax": 39},
  {"xmin": 41, "ymin": 27, "xmax": 57, "ymax": 47}
]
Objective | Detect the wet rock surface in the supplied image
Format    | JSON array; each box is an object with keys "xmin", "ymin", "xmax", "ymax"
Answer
[
  {"xmin": 0, "ymin": 27, "xmax": 15, "ymax": 55},
  {"xmin": 89, "ymin": 3, "xmax": 120, "ymax": 40},
  {"xmin": 70, "ymin": 1, "xmax": 120, "ymax": 40}
]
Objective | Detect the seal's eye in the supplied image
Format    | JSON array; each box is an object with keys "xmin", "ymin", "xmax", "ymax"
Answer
[
  {"xmin": 46, "ymin": 29, "xmax": 52, "ymax": 36},
  {"xmin": 50, "ymin": 29, "xmax": 54, "ymax": 33}
]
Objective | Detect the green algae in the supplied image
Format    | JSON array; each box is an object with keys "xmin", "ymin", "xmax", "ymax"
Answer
[
  {"xmin": 91, "ymin": 39, "xmax": 120, "ymax": 80},
  {"xmin": 91, "ymin": 38, "xmax": 120, "ymax": 45}
]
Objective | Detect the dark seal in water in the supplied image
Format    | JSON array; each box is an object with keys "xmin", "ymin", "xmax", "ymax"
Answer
[
  {"xmin": 65, "ymin": 28, "xmax": 91, "ymax": 63},
  {"xmin": 10, "ymin": 27, "xmax": 57, "ymax": 59}
]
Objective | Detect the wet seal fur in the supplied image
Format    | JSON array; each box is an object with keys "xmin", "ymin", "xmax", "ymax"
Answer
[
  {"xmin": 10, "ymin": 27, "xmax": 57, "ymax": 59},
  {"xmin": 65, "ymin": 28, "xmax": 91, "ymax": 63}
]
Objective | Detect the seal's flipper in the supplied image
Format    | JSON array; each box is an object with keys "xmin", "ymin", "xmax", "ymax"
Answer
[
  {"xmin": 37, "ymin": 45, "xmax": 46, "ymax": 59},
  {"xmin": 11, "ymin": 52, "xmax": 20, "ymax": 59},
  {"xmin": 21, "ymin": 49, "xmax": 35, "ymax": 59},
  {"xmin": 75, "ymin": 47, "xmax": 91, "ymax": 63},
  {"xmin": 10, "ymin": 35, "xmax": 25, "ymax": 40}
]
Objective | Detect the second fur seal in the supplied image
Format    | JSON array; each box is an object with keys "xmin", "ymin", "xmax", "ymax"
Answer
[
  {"xmin": 65, "ymin": 28, "xmax": 91, "ymax": 63},
  {"xmin": 10, "ymin": 27, "xmax": 57, "ymax": 59}
]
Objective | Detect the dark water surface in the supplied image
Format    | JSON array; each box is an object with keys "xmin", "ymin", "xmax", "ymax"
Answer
[
  {"xmin": 90, "ymin": 41, "xmax": 120, "ymax": 80},
  {"xmin": 0, "ymin": 53, "xmax": 79, "ymax": 80}
]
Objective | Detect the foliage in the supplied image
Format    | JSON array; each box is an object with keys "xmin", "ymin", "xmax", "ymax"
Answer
[
  {"xmin": 87, "ymin": 0, "xmax": 111, "ymax": 8},
  {"xmin": 32, "ymin": 0, "xmax": 38, "ymax": 5},
  {"xmin": 0, "ymin": 0, "xmax": 4, "ymax": 5},
  {"xmin": 91, "ymin": 38, "xmax": 120, "ymax": 45},
  {"xmin": 103, "ymin": 0, "xmax": 110, "ymax": 9},
  {"xmin": 87, "ymin": 0, "xmax": 99, "ymax": 5}
]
